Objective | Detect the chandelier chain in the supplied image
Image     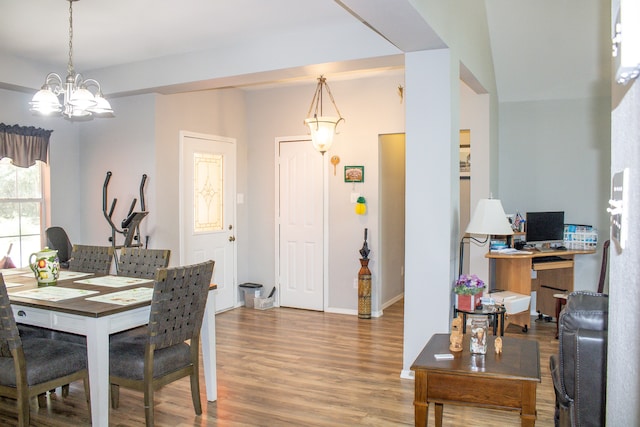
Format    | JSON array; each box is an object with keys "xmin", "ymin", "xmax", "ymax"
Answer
[{"xmin": 67, "ymin": 0, "xmax": 74, "ymax": 75}]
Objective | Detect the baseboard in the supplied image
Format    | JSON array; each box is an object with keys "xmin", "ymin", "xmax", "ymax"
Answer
[
  {"xmin": 400, "ymin": 369, "xmax": 415, "ymax": 380},
  {"xmin": 382, "ymin": 293, "xmax": 404, "ymax": 310}
]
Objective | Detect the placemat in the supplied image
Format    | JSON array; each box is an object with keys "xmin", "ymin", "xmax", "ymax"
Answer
[
  {"xmin": 12, "ymin": 286, "xmax": 99, "ymax": 302},
  {"xmin": 85, "ymin": 287, "xmax": 153, "ymax": 305}
]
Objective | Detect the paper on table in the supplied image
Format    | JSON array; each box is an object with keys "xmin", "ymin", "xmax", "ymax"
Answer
[
  {"xmin": 85, "ymin": 287, "xmax": 153, "ymax": 305},
  {"xmin": 12, "ymin": 287, "xmax": 99, "ymax": 302},
  {"xmin": 57, "ymin": 271, "xmax": 94, "ymax": 280},
  {"xmin": 1, "ymin": 267, "xmax": 31, "ymax": 276},
  {"xmin": 493, "ymin": 248, "xmax": 533, "ymax": 254},
  {"xmin": 74, "ymin": 275, "xmax": 153, "ymax": 288}
]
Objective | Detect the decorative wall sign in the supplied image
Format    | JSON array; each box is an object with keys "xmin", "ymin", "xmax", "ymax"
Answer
[{"xmin": 344, "ymin": 165, "xmax": 364, "ymax": 183}]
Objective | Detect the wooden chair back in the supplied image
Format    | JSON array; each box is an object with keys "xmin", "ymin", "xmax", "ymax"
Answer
[
  {"xmin": 117, "ymin": 248, "xmax": 171, "ymax": 279},
  {"xmin": 68, "ymin": 244, "xmax": 114, "ymax": 274},
  {"xmin": 149, "ymin": 260, "xmax": 213, "ymax": 350}
]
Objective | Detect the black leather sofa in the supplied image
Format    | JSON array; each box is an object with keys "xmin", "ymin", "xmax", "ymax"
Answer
[{"xmin": 550, "ymin": 291, "xmax": 608, "ymax": 427}]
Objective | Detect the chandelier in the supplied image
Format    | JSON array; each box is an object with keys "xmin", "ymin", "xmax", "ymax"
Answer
[
  {"xmin": 29, "ymin": 0, "xmax": 113, "ymax": 121},
  {"xmin": 304, "ymin": 76, "xmax": 344, "ymax": 154}
]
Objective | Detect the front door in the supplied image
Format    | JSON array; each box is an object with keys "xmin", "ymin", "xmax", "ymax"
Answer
[
  {"xmin": 180, "ymin": 131, "xmax": 236, "ymax": 312},
  {"xmin": 277, "ymin": 138, "xmax": 324, "ymax": 311}
]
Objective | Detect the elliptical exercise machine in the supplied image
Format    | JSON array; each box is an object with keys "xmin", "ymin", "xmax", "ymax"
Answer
[{"xmin": 102, "ymin": 171, "xmax": 149, "ymax": 267}]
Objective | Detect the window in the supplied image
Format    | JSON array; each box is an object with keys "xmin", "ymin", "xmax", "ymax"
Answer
[{"xmin": 0, "ymin": 158, "xmax": 45, "ymax": 267}]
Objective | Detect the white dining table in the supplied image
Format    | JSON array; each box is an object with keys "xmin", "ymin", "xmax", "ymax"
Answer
[{"xmin": 6, "ymin": 270, "xmax": 217, "ymax": 427}]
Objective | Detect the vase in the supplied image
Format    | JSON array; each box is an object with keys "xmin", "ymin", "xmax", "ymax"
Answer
[{"xmin": 358, "ymin": 258, "xmax": 371, "ymax": 319}]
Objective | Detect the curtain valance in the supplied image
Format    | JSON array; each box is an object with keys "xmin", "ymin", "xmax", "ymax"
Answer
[{"xmin": 0, "ymin": 123, "xmax": 53, "ymax": 168}]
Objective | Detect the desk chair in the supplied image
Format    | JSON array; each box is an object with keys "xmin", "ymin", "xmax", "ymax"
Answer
[
  {"xmin": 553, "ymin": 240, "xmax": 610, "ymax": 338},
  {"xmin": 45, "ymin": 226, "xmax": 73, "ymax": 269},
  {"xmin": 109, "ymin": 260, "xmax": 214, "ymax": 427},
  {"xmin": 0, "ymin": 275, "xmax": 91, "ymax": 426}
]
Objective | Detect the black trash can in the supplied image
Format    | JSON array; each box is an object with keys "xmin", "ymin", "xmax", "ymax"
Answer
[{"xmin": 239, "ymin": 283, "xmax": 263, "ymax": 308}]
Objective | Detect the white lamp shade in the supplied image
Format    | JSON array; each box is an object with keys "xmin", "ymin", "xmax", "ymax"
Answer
[
  {"xmin": 305, "ymin": 116, "xmax": 338, "ymax": 153},
  {"xmin": 69, "ymin": 87, "xmax": 97, "ymax": 109},
  {"xmin": 29, "ymin": 89, "xmax": 62, "ymax": 115},
  {"xmin": 465, "ymin": 199, "xmax": 514, "ymax": 235},
  {"xmin": 88, "ymin": 95, "xmax": 115, "ymax": 117}
]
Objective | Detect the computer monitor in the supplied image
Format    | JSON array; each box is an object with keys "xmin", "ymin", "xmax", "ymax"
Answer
[{"xmin": 525, "ymin": 211, "xmax": 565, "ymax": 248}]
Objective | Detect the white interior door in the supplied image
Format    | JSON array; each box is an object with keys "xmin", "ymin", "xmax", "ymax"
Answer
[
  {"xmin": 277, "ymin": 139, "xmax": 324, "ymax": 311},
  {"xmin": 180, "ymin": 131, "xmax": 236, "ymax": 312}
]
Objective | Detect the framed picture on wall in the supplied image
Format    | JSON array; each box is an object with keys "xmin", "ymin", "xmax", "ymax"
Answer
[
  {"xmin": 344, "ymin": 166, "xmax": 364, "ymax": 183},
  {"xmin": 460, "ymin": 129, "xmax": 471, "ymax": 179}
]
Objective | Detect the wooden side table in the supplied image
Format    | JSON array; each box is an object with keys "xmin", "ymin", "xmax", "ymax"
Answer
[{"xmin": 411, "ymin": 334, "xmax": 540, "ymax": 426}]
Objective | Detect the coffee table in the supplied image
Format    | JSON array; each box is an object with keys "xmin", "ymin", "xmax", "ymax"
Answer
[{"xmin": 411, "ymin": 333, "xmax": 540, "ymax": 426}]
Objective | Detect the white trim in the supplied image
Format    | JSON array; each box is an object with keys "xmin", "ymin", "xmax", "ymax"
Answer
[{"xmin": 400, "ymin": 370, "xmax": 415, "ymax": 380}]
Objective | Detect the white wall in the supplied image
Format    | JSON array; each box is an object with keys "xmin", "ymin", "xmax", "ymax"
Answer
[
  {"xmin": 403, "ymin": 49, "xmax": 457, "ymax": 376},
  {"xmin": 459, "ymin": 81, "xmax": 492, "ymax": 282},
  {"xmin": 77, "ymin": 94, "xmax": 156, "ymax": 248},
  {"xmin": 608, "ymin": 79, "xmax": 640, "ymax": 425},
  {"xmin": 154, "ymin": 88, "xmax": 248, "ymax": 279},
  {"xmin": 245, "ymin": 72, "xmax": 405, "ymax": 314},
  {"xmin": 499, "ymin": 97, "xmax": 611, "ymax": 290}
]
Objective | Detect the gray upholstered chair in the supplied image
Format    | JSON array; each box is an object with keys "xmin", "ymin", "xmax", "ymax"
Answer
[
  {"xmin": 68, "ymin": 244, "xmax": 114, "ymax": 274},
  {"xmin": 109, "ymin": 260, "xmax": 214, "ymax": 426},
  {"xmin": 0, "ymin": 275, "xmax": 90, "ymax": 426},
  {"xmin": 550, "ymin": 291, "xmax": 608, "ymax": 427},
  {"xmin": 116, "ymin": 247, "xmax": 171, "ymax": 278}
]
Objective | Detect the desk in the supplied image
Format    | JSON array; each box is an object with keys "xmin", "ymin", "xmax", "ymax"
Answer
[
  {"xmin": 411, "ymin": 333, "xmax": 540, "ymax": 426},
  {"xmin": 6, "ymin": 269, "xmax": 217, "ymax": 427},
  {"xmin": 485, "ymin": 249, "xmax": 595, "ymax": 330}
]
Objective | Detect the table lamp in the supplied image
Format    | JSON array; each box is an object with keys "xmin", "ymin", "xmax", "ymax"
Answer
[{"xmin": 459, "ymin": 198, "xmax": 513, "ymax": 276}]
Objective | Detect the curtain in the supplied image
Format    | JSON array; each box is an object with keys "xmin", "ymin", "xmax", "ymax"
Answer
[{"xmin": 0, "ymin": 123, "xmax": 53, "ymax": 168}]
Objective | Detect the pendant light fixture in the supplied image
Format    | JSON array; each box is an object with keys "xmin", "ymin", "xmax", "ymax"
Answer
[
  {"xmin": 304, "ymin": 75, "xmax": 344, "ymax": 154},
  {"xmin": 29, "ymin": 0, "xmax": 113, "ymax": 121}
]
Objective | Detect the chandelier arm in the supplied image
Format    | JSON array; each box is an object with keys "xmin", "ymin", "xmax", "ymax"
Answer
[
  {"xmin": 82, "ymin": 78, "xmax": 102, "ymax": 92},
  {"xmin": 44, "ymin": 72, "xmax": 64, "ymax": 93}
]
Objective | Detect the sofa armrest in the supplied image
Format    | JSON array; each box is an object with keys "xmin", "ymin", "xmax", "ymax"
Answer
[{"xmin": 573, "ymin": 328, "xmax": 607, "ymax": 426}]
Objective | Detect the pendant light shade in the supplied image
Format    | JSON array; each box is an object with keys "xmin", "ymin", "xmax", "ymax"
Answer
[{"xmin": 304, "ymin": 76, "xmax": 344, "ymax": 154}]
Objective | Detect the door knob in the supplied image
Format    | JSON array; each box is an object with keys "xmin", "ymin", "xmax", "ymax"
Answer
[{"xmin": 228, "ymin": 236, "xmax": 236, "ymax": 242}]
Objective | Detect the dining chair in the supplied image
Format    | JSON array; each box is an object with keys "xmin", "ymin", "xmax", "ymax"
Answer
[
  {"xmin": 68, "ymin": 244, "xmax": 115, "ymax": 274},
  {"xmin": 116, "ymin": 247, "xmax": 171, "ymax": 279},
  {"xmin": 45, "ymin": 226, "xmax": 73, "ymax": 269},
  {"xmin": 0, "ymin": 275, "xmax": 91, "ymax": 427},
  {"xmin": 553, "ymin": 239, "xmax": 610, "ymax": 338},
  {"xmin": 109, "ymin": 260, "xmax": 214, "ymax": 427}
]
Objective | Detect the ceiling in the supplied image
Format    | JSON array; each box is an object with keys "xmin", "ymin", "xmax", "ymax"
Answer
[{"xmin": 0, "ymin": 0, "xmax": 611, "ymax": 103}]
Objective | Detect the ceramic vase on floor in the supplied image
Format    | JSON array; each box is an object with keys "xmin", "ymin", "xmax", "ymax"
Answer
[{"xmin": 358, "ymin": 258, "xmax": 371, "ymax": 319}]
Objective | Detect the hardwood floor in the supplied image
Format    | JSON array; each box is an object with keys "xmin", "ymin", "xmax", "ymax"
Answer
[{"xmin": 0, "ymin": 300, "xmax": 559, "ymax": 426}]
